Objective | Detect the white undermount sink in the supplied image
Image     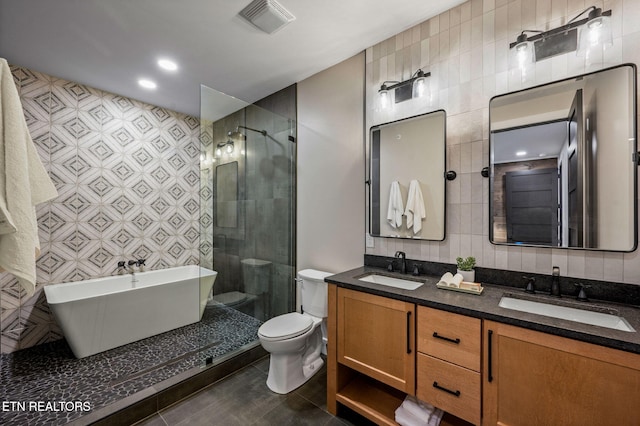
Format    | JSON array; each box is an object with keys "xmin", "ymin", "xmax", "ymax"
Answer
[
  {"xmin": 358, "ymin": 274, "xmax": 424, "ymax": 290},
  {"xmin": 499, "ymin": 296, "xmax": 635, "ymax": 332}
]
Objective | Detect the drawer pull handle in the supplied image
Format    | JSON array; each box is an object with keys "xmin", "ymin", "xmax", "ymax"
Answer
[
  {"xmin": 432, "ymin": 332, "xmax": 460, "ymax": 344},
  {"xmin": 433, "ymin": 381, "xmax": 461, "ymax": 397}
]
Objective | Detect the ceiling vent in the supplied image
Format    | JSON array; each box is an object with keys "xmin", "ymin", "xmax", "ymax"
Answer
[{"xmin": 239, "ymin": 0, "xmax": 296, "ymax": 34}]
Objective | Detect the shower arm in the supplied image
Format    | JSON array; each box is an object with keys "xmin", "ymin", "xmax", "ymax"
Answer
[{"xmin": 236, "ymin": 125, "xmax": 267, "ymax": 137}]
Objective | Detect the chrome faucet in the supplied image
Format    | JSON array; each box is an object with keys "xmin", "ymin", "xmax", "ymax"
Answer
[
  {"xmin": 127, "ymin": 260, "xmax": 139, "ymax": 283},
  {"xmin": 550, "ymin": 266, "xmax": 561, "ymax": 297},
  {"xmin": 395, "ymin": 251, "xmax": 407, "ymax": 274}
]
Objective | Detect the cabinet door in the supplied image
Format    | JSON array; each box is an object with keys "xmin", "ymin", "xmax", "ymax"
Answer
[
  {"xmin": 483, "ymin": 320, "xmax": 640, "ymax": 426},
  {"xmin": 337, "ymin": 287, "xmax": 415, "ymax": 394}
]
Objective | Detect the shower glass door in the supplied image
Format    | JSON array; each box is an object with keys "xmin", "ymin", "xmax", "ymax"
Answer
[{"xmin": 199, "ymin": 84, "xmax": 296, "ymax": 365}]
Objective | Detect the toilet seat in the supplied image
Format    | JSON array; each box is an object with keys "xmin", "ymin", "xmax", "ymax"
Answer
[{"xmin": 258, "ymin": 313, "xmax": 313, "ymax": 341}]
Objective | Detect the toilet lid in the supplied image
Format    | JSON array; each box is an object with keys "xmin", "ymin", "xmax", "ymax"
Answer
[{"xmin": 258, "ymin": 312, "xmax": 313, "ymax": 341}]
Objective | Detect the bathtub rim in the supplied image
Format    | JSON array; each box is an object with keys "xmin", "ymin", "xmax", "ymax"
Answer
[{"xmin": 43, "ymin": 265, "xmax": 217, "ymax": 305}]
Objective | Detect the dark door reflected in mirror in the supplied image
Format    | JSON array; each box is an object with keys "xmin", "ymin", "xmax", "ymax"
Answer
[
  {"xmin": 369, "ymin": 110, "xmax": 446, "ymax": 240},
  {"xmin": 490, "ymin": 64, "xmax": 637, "ymax": 251}
]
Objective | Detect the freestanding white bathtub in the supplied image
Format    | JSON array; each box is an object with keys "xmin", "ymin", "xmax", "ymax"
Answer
[{"xmin": 44, "ymin": 265, "xmax": 217, "ymax": 358}]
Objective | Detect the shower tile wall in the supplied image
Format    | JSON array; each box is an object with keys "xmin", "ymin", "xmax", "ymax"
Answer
[
  {"xmin": 200, "ymin": 85, "xmax": 296, "ymax": 318},
  {"xmin": 0, "ymin": 66, "xmax": 200, "ymax": 354},
  {"xmin": 365, "ymin": 0, "xmax": 640, "ymax": 284}
]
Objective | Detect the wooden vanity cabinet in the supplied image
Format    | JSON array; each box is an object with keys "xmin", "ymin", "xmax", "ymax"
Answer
[
  {"xmin": 416, "ymin": 307, "xmax": 482, "ymax": 425},
  {"xmin": 327, "ymin": 284, "xmax": 415, "ymax": 425},
  {"xmin": 483, "ymin": 320, "xmax": 640, "ymax": 426},
  {"xmin": 336, "ymin": 287, "xmax": 415, "ymax": 393}
]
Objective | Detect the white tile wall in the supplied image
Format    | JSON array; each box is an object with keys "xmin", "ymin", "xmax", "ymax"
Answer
[{"xmin": 365, "ymin": 0, "xmax": 640, "ymax": 285}]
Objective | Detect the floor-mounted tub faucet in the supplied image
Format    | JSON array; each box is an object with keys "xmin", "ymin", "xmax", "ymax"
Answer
[{"xmin": 395, "ymin": 251, "xmax": 407, "ymax": 274}]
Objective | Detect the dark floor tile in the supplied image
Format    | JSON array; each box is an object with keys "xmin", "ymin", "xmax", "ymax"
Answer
[
  {"xmin": 253, "ymin": 393, "xmax": 334, "ymax": 426},
  {"xmin": 251, "ymin": 356, "xmax": 270, "ymax": 375},
  {"xmin": 295, "ymin": 364, "xmax": 328, "ymax": 410},
  {"xmin": 134, "ymin": 413, "xmax": 168, "ymax": 426},
  {"xmin": 162, "ymin": 364, "xmax": 284, "ymax": 425}
]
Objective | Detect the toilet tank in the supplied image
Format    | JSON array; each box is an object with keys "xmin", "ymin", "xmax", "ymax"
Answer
[{"xmin": 298, "ymin": 269, "xmax": 333, "ymax": 318}]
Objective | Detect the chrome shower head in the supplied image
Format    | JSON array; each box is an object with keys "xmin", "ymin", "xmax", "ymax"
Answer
[{"xmin": 227, "ymin": 129, "xmax": 245, "ymax": 140}]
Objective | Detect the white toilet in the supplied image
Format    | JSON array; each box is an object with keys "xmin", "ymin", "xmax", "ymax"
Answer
[{"xmin": 258, "ymin": 268, "xmax": 332, "ymax": 394}]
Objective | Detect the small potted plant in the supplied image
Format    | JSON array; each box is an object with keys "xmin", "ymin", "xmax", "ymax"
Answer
[{"xmin": 456, "ymin": 256, "xmax": 476, "ymax": 283}]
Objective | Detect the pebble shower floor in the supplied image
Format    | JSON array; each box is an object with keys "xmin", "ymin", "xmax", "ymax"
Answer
[{"xmin": 0, "ymin": 304, "xmax": 262, "ymax": 425}]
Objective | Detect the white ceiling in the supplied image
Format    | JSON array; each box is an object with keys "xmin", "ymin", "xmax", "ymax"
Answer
[
  {"xmin": 493, "ymin": 121, "xmax": 568, "ymax": 164},
  {"xmin": 0, "ymin": 0, "xmax": 464, "ymax": 117}
]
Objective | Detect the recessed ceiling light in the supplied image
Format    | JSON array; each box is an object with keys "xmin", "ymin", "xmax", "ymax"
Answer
[
  {"xmin": 516, "ymin": 150, "xmax": 527, "ymax": 156},
  {"xmin": 158, "ymin": 59, "xmax": 178, "ymax": 71},
  {"xmin": 138, "ymin": 79, "xmax": 157, "ymax": 89}
]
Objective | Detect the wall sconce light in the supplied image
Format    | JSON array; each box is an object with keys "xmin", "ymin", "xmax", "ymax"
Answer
[
  {"xmin": 510, "ymin": 6, "xmax": 612, "ymax": 66},
  {"xmin": 215, "ymin": 140, "xmax": 234, "ymax": 157},
  {"xmin": 378, "ymin": 69, "xmax": 431, "ymax": 109}
]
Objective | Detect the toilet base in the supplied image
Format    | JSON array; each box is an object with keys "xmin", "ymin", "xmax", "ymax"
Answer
[{"xmin": 265, "ymin": 353, "xmax": 324, "ymax": 394}]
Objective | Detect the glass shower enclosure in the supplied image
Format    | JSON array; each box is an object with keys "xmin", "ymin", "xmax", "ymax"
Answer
[{"xmin": 198, "ymin": 84, "xmax": 296, "ymax": 364}]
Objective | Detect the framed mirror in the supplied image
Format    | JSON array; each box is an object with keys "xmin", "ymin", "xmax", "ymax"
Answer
[
  {"xmin": 489, "ymin": 64, "xmax": 637, "ymax": 251},
  {"xmin": 369, "ymin": 110, "xmax": 446, "ymax": 240}
]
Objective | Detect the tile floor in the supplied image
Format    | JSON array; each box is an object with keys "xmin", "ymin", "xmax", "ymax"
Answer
[
  {"xmin": 135, "ymin": 357, "xmax": 375, "ymax": 426},
  {"xmin": 0, "ymin": 304, "xmax": 262, "ymax": 426}
]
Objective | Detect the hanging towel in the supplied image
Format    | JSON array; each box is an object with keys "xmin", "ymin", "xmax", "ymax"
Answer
[
  {"xmin": 0, "ymin": 58, "xmax": 58, "ymax": 296},
  {"xmin": 386, "ymin": 180, "xmax": 404, "ymax": 229},
  {"xmin": 404, "ymin": 179, "xmax": 426, "ymax": 234}
]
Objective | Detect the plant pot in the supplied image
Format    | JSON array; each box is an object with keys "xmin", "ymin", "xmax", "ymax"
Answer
[{"xmin": 457, "ymin": 269, "xmax": 475, "ymax": 283}]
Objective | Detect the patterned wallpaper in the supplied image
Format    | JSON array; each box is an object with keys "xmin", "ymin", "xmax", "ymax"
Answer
[
  {"xmin": 0, "ymin": 65, "xmax": 201, "ymax": 353},
  {"xmin": 365, "ymin": 0, "xmax": 640, "ymax": 285}
]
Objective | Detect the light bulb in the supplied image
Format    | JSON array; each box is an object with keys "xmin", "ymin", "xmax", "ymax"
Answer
[
  {"xmin": 215, "ymin": 147, "xmax": 222, "ymax": 157},
  {"xmin": 413, "ymin": 77, "xmax": 426, "ymax": 98},
  {"xmin": 226, "ymin": 143, "xmax": 234, "ymax": 154},
  {"xmin": 379, "ymin": 88, "xmax": 389, "ymax": 110}
]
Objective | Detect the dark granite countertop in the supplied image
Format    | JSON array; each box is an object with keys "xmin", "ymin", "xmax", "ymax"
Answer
[{"xmin": 326, "ymin": 266, "xmax": 640, "ymax": 355}]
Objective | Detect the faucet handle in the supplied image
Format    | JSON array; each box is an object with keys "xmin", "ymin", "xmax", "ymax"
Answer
[
  {"xmin": 117, "ymin": 261, "xmax": 126, "ymax": 268},
  {"xmin": 137, "ymin": 259, "xmax": 146, "ymax": 266},
  {"xmin": 412, "ymin": 264, "xmax": 420, "ymax": 276},
  {"xmin": 523, "ymin": 276, "xmax": 536, "ymax": 294},
  {"xmin": 574, "ymin": 283, "xmax": 591, "ymax": 301}
]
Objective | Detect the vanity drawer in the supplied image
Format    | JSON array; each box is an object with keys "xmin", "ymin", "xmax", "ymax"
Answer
[
  {"xmin": 417, "ymin": 353, "xmax": 481, "ymax": 426},
  {"xmin": 417, "ymin": 306, "xmax": 481, "ymax": 372}
]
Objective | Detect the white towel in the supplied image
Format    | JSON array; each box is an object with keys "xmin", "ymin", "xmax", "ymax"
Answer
[
  {"xmin": 427, "ymin": 408, "xmax": 444, "ymax": 426},
  {"xmin": 404, "ymin": 179, "xmax": 426, "ymax": 234},
  {"xmin": 402, "ymin": 395, "xmax": 435, "ymax": 420},
  {"xmin": 395, "ymin": 405, "xmax": 428, "ymax": 426},
  {"xmin": 387, "ymin": 180, "xmax": 404, "ymax": 229},
  {"xmin": 0, "ymin": 58, "xmax": 58, "ymax": 296}
]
